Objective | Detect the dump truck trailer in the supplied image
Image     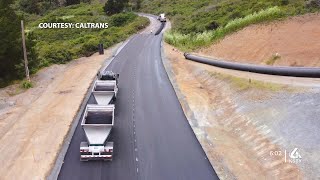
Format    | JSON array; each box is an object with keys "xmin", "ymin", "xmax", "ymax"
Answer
[
  {"xmin": 80, "ymin": 105, "xmax": 115, "ymax": 161},
  {"xmin": 92, "ymin": 80, "xmax": 118, "ymax": 105},
  {"xmin": 92, "ymin": 91, "xmax": 116, "ymax": 105},
  {"xmin": 92, "ymin": 80, "xmax": 118, "ymax": 97},
  {"xmin": 80, "ymin": 71, "xmax": 119, "ymax": 161}
]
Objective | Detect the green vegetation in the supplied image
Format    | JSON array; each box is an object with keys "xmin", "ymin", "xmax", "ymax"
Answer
[
  {"xmin": 0, "ymin": 1, "xmax": 149, "ymax": 88},
  {"xmin": 210, "ymin": 72, "xmax": 283, "ymax": 91},
  {"xmin": 29, "ymin": 4, "xmax": 148, "ymax": 67},
  {"xmin": 0, "ymin": 0, "xmax": 39, "ymax": 87},
  {"xmin": 104, "ymin": 0, "xmax": 128, "ymax": 15},
  {"xmin": 15, "ymin": 0, "xmax": 92, "ymax": 15},
  {"xmin": 141, "ymin": 0, "xmax": 320, "ymax": 50},
  {"xmin": 21, "ymin": 80, "xmax": 33, "ymax": 89},
  {"xmin": 265, "ymin": 54, "xmax": 281, "ymax": 65},
  {"xmin": 165, "ymin": 7, "xmax": 283, "ymax": 50}
]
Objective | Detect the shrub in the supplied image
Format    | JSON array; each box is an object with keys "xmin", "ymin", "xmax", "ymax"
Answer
[
  {"xmin": 21, "ymin": 80, "xmax": 33, "ymax": 89},
  {"xmin": 110, "ymin": 13, "xmax": 136, "ymax": 27},
  {"xmin": 81, "ymin": 38, "xmax": 99, "ymax": 56},
  {"xmin": 42, "ymin": 45, "xmax": 72, "ymax": 64}
]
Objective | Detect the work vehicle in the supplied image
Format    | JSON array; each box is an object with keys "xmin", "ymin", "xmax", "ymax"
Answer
[
  {"xmin": 80, "ymin": 71, "xmax": 119, "ymax": 161},
  {"xmin": 94, "ymin": 70, "xmax": 119, "ymax": 99},
  {"xmin": 93, "ymin": 80, "xmax": 118, "ymax": 97},
  {"xmin": 92, "ymin": 80, "xmax": 118, "ymax": 105},
  {"xmin": 158, "ymin": 13, "xmax": 166, "ymax": 22},
  {"xmin": 80, "ymin": 105, "xmax": 115, "ymax": 161},
  {"xmin": 97, "ymin": 70, "xmax": 119, "ymax": 82}
]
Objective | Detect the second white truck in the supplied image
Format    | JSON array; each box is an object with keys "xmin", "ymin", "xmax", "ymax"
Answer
[{"xmin": 158, "ymin": 13, "xmax": 167, "ymax": 22}]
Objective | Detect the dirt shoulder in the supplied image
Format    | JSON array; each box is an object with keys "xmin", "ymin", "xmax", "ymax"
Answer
[
  {"xmin": 163, "ymin": 42, "xmax": 320, "ymax": 179},
  {"xmin": 0, "ymin": 49, "xmax": 112, "ymax": 179},
  {"xmin": 197, "ymin": 13, "xmax": 320, "ymax": 67}
]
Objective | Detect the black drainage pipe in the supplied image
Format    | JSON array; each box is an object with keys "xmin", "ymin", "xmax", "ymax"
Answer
[
  {"xmin": 184, "ymin": 53, "xmax": 320, "ymax": 78},
  {"xmin": 155, "ymin": 22, "xmax": 166, "ymax": 36}
]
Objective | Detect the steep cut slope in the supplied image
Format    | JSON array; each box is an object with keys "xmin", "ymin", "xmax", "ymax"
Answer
[{"xmin": 197, "ymin": 13, "xmax": 320, "ymax": 67}]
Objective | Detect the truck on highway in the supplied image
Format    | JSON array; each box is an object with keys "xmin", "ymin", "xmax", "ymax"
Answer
[
  {"xmin": 93, "ymin": 70, "xmax": 119, "ymax": 104},
  {"xmin": 80, "ymin": 71, "xmax": 119, "ymax": 161},
  {"xmin": 80, "ymin": 105, "xmax": 114, "ymax": 161},
  {"xmin": 158, "ymin": 13, "xmax": 167, "ymax": 22}
]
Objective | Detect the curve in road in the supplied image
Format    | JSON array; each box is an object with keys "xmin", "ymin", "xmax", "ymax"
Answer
[{"xmin": 57, "ymin": 17, "xmax": 219, "ymax": 180}]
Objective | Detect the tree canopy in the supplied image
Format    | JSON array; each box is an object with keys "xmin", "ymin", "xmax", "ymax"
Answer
[
  {"xmin": 0, "ymin": 0, "xmax": 22, "ymax": 85},
  {"xmin": 104, "ymin": 0, "xmax": 128, "ymax": 15}
]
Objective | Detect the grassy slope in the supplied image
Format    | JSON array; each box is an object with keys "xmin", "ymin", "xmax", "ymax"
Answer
[
  {"xmin": 141, "ymin": 0, "xmax": 319, "ymax": 50},
  {"xmin": 27, "ymin": 3, "xmax": 149, "ymax": 67}
]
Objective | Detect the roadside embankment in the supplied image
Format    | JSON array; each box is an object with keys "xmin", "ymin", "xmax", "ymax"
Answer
[
  {"xmin": 197, "ymin": 13, "xmax": 320, "ymax": 67},
  {"xmin": 163, "ymin": 42, "xmax": 320, "ymax": 179},
  {"xmin": 0, "ymin": 47, "xmax": 114, "ymax": 179}
]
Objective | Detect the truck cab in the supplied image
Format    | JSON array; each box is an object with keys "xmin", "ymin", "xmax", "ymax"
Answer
[{"xmin": 158, "ymin": 13, "xmax": 166, "ymax": 22}]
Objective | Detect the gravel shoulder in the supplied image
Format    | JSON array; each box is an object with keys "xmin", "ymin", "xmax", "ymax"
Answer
[
  {"xmin": 163, "ymin": 42, "xmax": 320, "ymax": 179},
  {"xmin": 0, "ymin": 48, "xmax": 114, "ymax": 179}
]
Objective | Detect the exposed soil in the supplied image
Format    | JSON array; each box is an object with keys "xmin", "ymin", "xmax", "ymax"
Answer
[
  {"xmin": 0, "ymin": 49, "xmax": 112, "ymax": 179},
  {"xmin": 163, "ymin": 42, "xmax": 320, "ymax": 180},
  {"xmin": 197, "ymin": 13, "xmax": 320, "ymax": 67}
]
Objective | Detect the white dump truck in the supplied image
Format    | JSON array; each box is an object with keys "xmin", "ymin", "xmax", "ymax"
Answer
[
  {"xmin": 80, "ymin": 105, "xmax": 114, "ymax": 161},
  {"xmin": 92, "ymin": 80, "xmax": 118, "ymax": 105},
  {"xmin": 158, "ymin": 13, "xmax": 166, "ymax": 22},
  {"xmin": 80, "ymin": 71, "xmax": 119, "ymax": 161}
]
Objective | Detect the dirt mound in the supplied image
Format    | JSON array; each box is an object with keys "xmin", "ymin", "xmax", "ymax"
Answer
[{"xmin": 198, "ymin": 13, "xmax": 320, "ymax": 67}]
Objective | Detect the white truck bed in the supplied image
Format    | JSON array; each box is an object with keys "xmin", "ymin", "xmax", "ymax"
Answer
[
  {"xmin": 93, "ymin": 80, "xmax": 118, "ymax": 92},
  {"xmin": 92, "ymin": 91, "xmax": 116, "ymax": 105},
  {"xmin": 81, "ymin": 105, "xmax": 114, "ymax": 145}
]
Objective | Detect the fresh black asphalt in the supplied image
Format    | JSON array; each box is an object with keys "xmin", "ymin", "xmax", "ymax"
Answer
[{"xmin": 58, "ymin": 24, "xmax": 219, "ymax": 180}]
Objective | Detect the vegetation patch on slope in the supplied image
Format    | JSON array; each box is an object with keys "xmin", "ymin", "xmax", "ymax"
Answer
[
  {"xmin": 165, "ymin": 7, "xmax": 283, "ymax": 51},
  {"xmin": 0, "ymin": 1, "xmax": 148, "ymax": 88},
  {"xmin": 28, "ymin": 3, "xmax": 149, "ymax": 67},
  {"xmin": 141, "ymin": 0, "xmax": 320, "ymax": 50}
]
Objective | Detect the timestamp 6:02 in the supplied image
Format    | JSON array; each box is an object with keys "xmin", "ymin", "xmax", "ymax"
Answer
[{"xmin": 270, "ymin": 150, "xmax": 282, "ymax": 156}]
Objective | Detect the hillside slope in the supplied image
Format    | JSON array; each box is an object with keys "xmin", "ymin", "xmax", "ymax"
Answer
[
  {"xmin": 141, "ymin": 0, "xmax": 319, "ymax": 34},
  {"xmin": 198, "ymin": 13, "xmax": 320, "ymax": 67}
]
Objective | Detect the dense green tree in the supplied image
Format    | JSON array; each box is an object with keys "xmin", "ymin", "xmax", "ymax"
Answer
[
  {"xmin": 104, "ymin": 0, "xmax": 128, "ymax": 15},
  {"xmin": 19, "ymin": 0, "xmax": 40, "ymax": 14},
  {"xmin": 15, "ymin": 32, "xmax": 39, "ymax": 77},
  {"xmin": 65, "ymin": 0, "xmax": 80, "ymax": 6},
  {"xmin": 136, "ymin": 0, "xmax": 141, "ymax": 10},
  {"xmin": 0, "ymin": 0, "xmax": 22, "ymax": 84},
  {"xmin": 0, "ymin": 0, "xmax": 40, "ymax": 86}
]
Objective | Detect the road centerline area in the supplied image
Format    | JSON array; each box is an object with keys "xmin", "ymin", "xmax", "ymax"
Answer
[{"xmin": 57, "ymin": 18, "xmax": 218, "ymax": 180}]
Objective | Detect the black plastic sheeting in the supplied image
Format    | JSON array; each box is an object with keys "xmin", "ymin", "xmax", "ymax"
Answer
[
  {"xmin": 184, "ymin": 53, "xmax": 320, "ymax": 78},
  {"xmin": 155, "ymin": 22, "xmax": 166, "ymax": 35}
]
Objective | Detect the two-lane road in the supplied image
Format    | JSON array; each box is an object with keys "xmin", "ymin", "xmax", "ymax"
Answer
[{"xmin": 58, "ymin": 17, "xmax": 219, "ymax": 180}]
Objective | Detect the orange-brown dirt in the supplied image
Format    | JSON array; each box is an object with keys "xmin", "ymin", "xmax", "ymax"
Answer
[
  {"xmin": 163, "ymin": 43, "xmax": 310, "ymax": 179},
  {"xmin": 197, "ymin": 13, "xmax": 320, "ymax": 67},
  {"xmin": 0, "ymin": 50, "xmax": 112, "ymax": 180}
]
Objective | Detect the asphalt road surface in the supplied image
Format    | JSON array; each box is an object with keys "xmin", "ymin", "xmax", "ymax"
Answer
[{"xmin": 58, "ymin": 18, "xmax": 219, "ymax": 180}]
